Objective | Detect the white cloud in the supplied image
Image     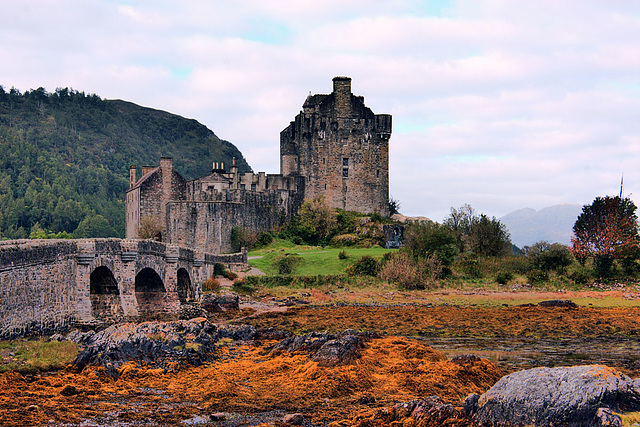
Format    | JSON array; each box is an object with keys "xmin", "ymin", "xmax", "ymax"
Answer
[{"xmin": 0, "ymin": 0, "xmax": 639, "ymax": 223}]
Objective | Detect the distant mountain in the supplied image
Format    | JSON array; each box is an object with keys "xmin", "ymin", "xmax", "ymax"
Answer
[
  {"xmin": 500, "ymin": 204, "xmax": 582, "ymax": 248},
  {"xmin": 0, "ymin": 86, "xmax": 251, "ymax": 239}
]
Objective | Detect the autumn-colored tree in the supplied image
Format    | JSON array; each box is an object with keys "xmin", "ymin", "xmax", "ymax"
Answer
[{"xmin": 571, "ymin": 196, "xmax": 640, "ymax": 277}]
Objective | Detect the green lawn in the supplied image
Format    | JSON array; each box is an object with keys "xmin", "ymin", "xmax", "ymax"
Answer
[{"xmin": 248, "ymin": 242, "xmax": 395, "ymax": 276}]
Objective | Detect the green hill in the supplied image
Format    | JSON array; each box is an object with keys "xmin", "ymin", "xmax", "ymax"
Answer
[{"xmin": 0, "ymin": 86, "xmax": 251, "ymax": 240}]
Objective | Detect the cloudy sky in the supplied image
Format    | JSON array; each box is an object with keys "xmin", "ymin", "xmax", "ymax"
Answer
[{"xmin": 2, "ymin": 0, "xmax": 639, "ymax": 221}]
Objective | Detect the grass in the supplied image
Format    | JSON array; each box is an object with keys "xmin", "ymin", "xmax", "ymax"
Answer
[
  {"xmin": 0, "ymin": 339, "xmax": 79, "ymax": 373},
  {"xmin": 248, "ymin": 242, "xmax": 394, "ymax": 276}
]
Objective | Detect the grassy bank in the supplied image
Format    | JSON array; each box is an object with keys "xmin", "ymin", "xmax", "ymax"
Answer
[{"xmin": 248, "ymin": 241, "xmax": 394, "ymax": 276}]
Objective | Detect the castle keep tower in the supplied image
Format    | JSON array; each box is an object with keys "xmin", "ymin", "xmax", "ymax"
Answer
[{"xmin": 280, "ymin": 76, "xmax": 392, "ymax": 216}]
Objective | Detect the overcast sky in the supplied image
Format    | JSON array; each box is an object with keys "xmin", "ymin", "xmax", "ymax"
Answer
[{"xmin": 2, "ymin": 0, "xmax": 639, "ymax": 221}]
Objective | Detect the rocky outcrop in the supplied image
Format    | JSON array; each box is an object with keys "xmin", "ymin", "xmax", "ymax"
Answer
[
  {"xmin": 474, "ymin": 365, "xmax": 640, "ymax": 427},
  {"xmin": 272, "ymin": 330, "xmax": 369, "ymax": 367},
  {"xmin": 72, "ymin": 319, "xmax": 256, "ymax": 375}
]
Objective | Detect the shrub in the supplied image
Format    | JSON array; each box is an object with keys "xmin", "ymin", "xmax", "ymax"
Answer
[
  {"xmin": 527, "ymin": 269, "xmax": 549, "ymax": 285},
  {"xmin": 225, "ymin": 270, "xmax": 239, "ymax": 280},
  {"xmin": 379, "ymin": 251, "xmax": 441, "ymax": 290},
  {"xmin": 230, "ymin": 226, "xmax": 257, "ymax": 251},
  {"xmin": 495, "ymin": 271, "xmax": 514, "ymax": 285},
  {"xmin": 458, "ymin": 255, "xmax": 483, "ymax": 279},
  {"xmin": 525, "ymin": 241, "xmax": 574, "ymax": 271},
  {"xmin": 232, "ymin": 278, "xmax": 255, "ymax": 294},
  {"xmin": 338, "ymin": 250, "xmax": 349, "ymax": 260},
  {"xmin": 256, "ymin": 231, "xmax": 274, "ymax": 248},
  {"xmin": 213, "ymin": 262, "xmax": 227, "ymax": 277},
  {"xmin": 274, "ymin": 254, "xmax": 304, "ymax": 274},
  {"xmin": 568, "ymin": 268, "xmax": 590, "ymax": 285},
  {"xmin": 291, "ymin": 235, "xmax": 304, "ymax": 245},
  {"xmin": 404, "ymin": 222, "xmax": 459, "ymax": 268},
  {"xmin": 346, "ymin": 255, "xmax": 380, "ymax": 276},
  {"xmin": 203, "ymin": 277, "xmax": 221, "ymax": 293}
]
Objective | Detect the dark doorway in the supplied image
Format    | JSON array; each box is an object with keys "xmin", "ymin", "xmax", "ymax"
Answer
[{"xmin": 89, "ymin": 266, "xmax": 123, "ymax": 320}]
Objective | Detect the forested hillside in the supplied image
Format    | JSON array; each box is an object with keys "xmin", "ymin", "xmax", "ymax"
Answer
[{"xmin": 0, "ymin": 86, "xmax": 251, "ymax": 240}]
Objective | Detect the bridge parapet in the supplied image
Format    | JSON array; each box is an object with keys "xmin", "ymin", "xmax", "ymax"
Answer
[{"xmin": 0, "ymin": 238, "xmax": 247, "ymax": 339}]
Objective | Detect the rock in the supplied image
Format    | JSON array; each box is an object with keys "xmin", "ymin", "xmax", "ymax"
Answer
[
  {"xmin": 73, "ymin": 319, "xmax": 256, "ymax": 375},
  {"xmin": 273, "ymin": 331, "xmax": 367, "ymax": 367},
  {"xmin": 201, "ymin": 293, "xmax": 239, "ymax": 313},
  {"xmin": 461, "ymin": 393, "xmax": 479, "ymax": 417},
  {"xmin": 312, "ymin": 334, "xmax": 365, "ymax": 367},
  {"xmin": 595, "ymin": 408, "xmax": 623, "ymax": 427},
  {"xmin": 283, "ymin": 413, "xmax": 304, "ymax": 425},
  {"xmin": 209, "ymin": 412, "xmax": 227, "ymax": 421},
  {"xmin": 475, "ymin": 365, "xmax": 640, "ymax": 427},
  {"xmin": 179, "ymin": 304, "xmax": 209, "ymax": 320},
  {"xmin": 537, "ymin": 299, "xmax": 578, "ymax": 308}
]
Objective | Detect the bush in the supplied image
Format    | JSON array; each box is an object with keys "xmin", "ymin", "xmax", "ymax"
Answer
[
  {"xmin": 525, "ymin": 241, "xmax": 574, "ymax": 271},
  {"xmin": 378, "ymin": 251, "xmax": 442, "ymax": 290},
  {"xmin": 495, "ymin": 271, "xmax": 514, "ymax": 285},
  {"xmin": 338, "ymin": 250, "xmax": 349, "ymax": 260},
  {"xmin": 458, "ymin": 255, "xmax": 483, "ymax": 279},
  {"xmin": 203, "ymin": 277, "xmax": 221, "ymax": 293},
  {"xmin": 568, "ymin": 268, "xmax": 590, "ymax": 285},
  {"xmin": 232, "ymin": 278, "xmax": 255, "ymax": 294},
  {"xmin": 527, "ymin": 269, "xmax": 549, "ymax": 285},
  {"xmin": 230, "ymin": 226, "xmax": 257, "ymax": 251},
  {"xmin": 346, "ymin": 255, "xmax": 380, "ymax": 276},
  {"xmin": 213, "ymin": 262, "xmax": 227, "ymax": 277},
  {"xmin": 256, "ymin": 231, "xmax": 274, "ymax": 248},
  {"xmin": 225, "ymin": 270, "xmax": 239, "ymax": 280},
  {"xmin": 274, "ymin": 254, "xmax": 304, "ymax": 274},
  {"xmin": 404, "ymin": 222, "xmax": 459, "ymax": 268}
]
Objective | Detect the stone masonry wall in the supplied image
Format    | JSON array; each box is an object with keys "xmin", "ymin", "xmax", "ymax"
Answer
[
  {"xmin": 280, "ymin": 77, "xmax": 391, "ymax": 216},
  {"xmin": 165, "ymin": 188, "xmax": 303, "ymax": 254},
  {"xmin": 0, "ymin": 238, "xmax": 247, "ymax": 339}
]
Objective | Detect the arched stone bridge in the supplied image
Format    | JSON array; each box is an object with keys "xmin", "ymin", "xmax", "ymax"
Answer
[{"xmin": 0, "ymin": 238, "xmax": 247, "ymax": 339}]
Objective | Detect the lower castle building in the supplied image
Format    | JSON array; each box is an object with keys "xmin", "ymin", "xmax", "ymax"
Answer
[{"xmin": 126, "ymin": 77, "xmax": 391, "ymax": 253}]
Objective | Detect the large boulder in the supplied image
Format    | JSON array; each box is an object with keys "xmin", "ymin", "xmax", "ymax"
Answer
[{"xmin": 475, "ymin": 365, "xmax": 640, "ymax": 427}]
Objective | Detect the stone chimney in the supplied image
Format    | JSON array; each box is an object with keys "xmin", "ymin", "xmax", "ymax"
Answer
[{"xmin": 333, "ymin": 76, "xmax": 352, "ymax": 117}]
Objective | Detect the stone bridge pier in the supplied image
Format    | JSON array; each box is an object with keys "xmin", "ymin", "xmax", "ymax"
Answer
[{"xmin": 0, "ymin": 238, "xmax": 247, "ymax": 339}]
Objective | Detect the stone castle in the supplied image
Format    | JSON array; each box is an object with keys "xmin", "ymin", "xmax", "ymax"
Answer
[{"xmin": 126, "ymin": 77, "xmax": 392, "ymax": 253}]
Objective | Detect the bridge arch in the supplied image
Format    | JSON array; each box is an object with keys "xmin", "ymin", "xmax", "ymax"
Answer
[
  {"xmin": 135, "ymin": 267, "xmax": 167, "ymax": 318},
  {"xmin": 177, "ymin": 268, "xmax": 193, "ymax": 303},
  {"xmin": 89, "ymin": 266, "xmax": 124, "ymax": 320}
]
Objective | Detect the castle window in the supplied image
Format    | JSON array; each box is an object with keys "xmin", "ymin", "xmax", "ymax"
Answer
[
  {"xmin": 343, "ymin": 158, "xmax": 349, "ymax": 166},
  {"xmin": 377, "ymin": 169, "xmax": 380, "ymax": 178},
  {"xmin": 240, "ymin": 184, "xmax": 246, "ymax": 190},
  {"xmin": 342, "ymin": 168, "xmax": 348, "ymax": 178},
  {"xmin": 251, "ymin": 183, "xmax": 256, "ymax": 191}
]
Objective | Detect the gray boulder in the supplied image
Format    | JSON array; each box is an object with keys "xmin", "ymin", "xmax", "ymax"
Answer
[{"xmin": 475, "ymin": 365, "xmax": 640, "ymax": 427}]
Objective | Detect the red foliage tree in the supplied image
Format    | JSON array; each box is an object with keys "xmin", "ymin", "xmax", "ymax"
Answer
[{"xmin": 571, "ymin": 196, "xmax": 640, "ymax": 277}]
